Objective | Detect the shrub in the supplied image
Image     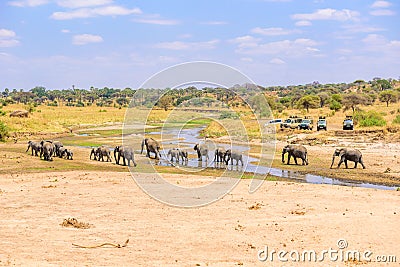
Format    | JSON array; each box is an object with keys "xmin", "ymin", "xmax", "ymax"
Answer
[
  {"xmin": 354, "ymin": 110, "xmax": 386, "ymax": 127},
  {"xmin": 47, "ymin": 101, "xmax": 58, "ymax": 107},
  {"xmin": 219, "ymin": 111, "xmax": 239, "ymax": 120},
  {"xmin": 329, "ymin": 100, "xmax": 342, "ymax": 111},
  {"xmin": 76, "ymin": 101, "xmax": 85, "ymax": 107},
  {"xmin": 0, "ymin": 121, "xmax": 9, "ymax": 142},
  {"xmin": 393, "ymin": 115, "xmax": 400, "ymax": 124}
]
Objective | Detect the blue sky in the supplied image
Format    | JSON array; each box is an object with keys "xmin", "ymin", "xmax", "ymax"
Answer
[{"xmin": 0, "ymin": 0, "xmax": 399, "ymax": 89}]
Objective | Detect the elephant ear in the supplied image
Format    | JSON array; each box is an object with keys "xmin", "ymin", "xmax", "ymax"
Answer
[{"xmin": 339, "ymin": 149, "xmax": 346, "ymax": 157}]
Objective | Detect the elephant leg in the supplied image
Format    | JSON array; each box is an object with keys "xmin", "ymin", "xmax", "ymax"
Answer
[
  {"xmin": 287, "ymin": 154, "xmax": 291, "ymax": 165},
  {"xmin": 354, "ymin": 161, "xmax": 358, "ymax": 168},
  {"xmin": 360, "ymin": 158, "xmax": 366, "ymax": 169},
  {"xmin": 294, "ymin": 157, "xmax": 298, "ymax": 165},
  {"xmin": 337, "ymin": 158, "xmax": 343, "ymax": 168},
  {"xmin": 344, "ymin": 159, "xmax": 348, "ymax": 169}
]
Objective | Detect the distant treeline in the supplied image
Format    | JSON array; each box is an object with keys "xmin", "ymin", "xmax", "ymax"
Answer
[{"xmin": 1, "ymin": 77, "xmax": 399, "ymax": 113}]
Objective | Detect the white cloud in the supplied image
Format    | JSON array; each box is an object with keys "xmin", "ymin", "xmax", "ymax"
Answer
[
  {"xmin": 240, "ymin": 57, "xmax": 253, "ymax": 62},
  {"xmin": 154, "ymin": 40, "xmax": 219, "ymax": 50},
  {"xmin": 61, "ymin": 29, "xmax": 70, "ymax": 33},
  {"xmin": 0, "ymin": 29, "xmax": 19, "ymax": 47},
  {"xmin": 341, "ymin": 24, "xmax": 385, "ymax": 34},
  {"xmin": 51, "ymin": 5, "xmax": 142, "ymax": 20},
  {"xmin": 369, "ymin": 9, "xmax": 395, "ymax": 16},
  {"xmin": 295, "ymin": 20, "xmax": 312, "ymax": 27},
  {"xmin": 56, "ymin": 0, "xmax": 113, "ymax": 8},
  {"xmin": 269, "ymin": 58, "xmax": 286, "ymax": 64},
  {"xmin": 72, "ymin": 34, "xmax": 103, "ymax": 45},
  {"xmin": 291, "ymin": 8, "xmax": 360, "ymax": 21},
  {"xmin": 134, "ymin": 18, "xmax": 179, "ymax": 25},
  {"xmin": 229, "ymin": 35, "xmax": 261, "ymax": 48},
  {"xmin": 264, "ymin": 0, "xmax": 292, "ymax": 2},
  {"xmin": 251, "ymin": 27, "xmax": 298, "ymax": 36},
  {"xmin": 234, "ymin": 38, "xmax": 320, "ymax": 57},
  {"xmin": 371, "ymin": 1, "xmax": 391, "ymax": 8},
  {"xmin": 361, "ymin": 34, "xmax": 400, "ymax": 58},
  {"xmin": 8, "ymin": 0, "xmax": 48, "ymax": 7}
]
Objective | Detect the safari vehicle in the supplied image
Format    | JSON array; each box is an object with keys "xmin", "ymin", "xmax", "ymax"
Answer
[
  {"xmin": 280, "ymin": 116, "xmax": 303, "ymax": 129},
  {"xmin": 265, "ymin": 118, "xmax": 283, "ymax": 126},
  {"xmin": 343, "ymin": 115, "xmax": 354, "ymax": 130},
  {"xmin": 317, "ymin": 116, "xmax": 327, "ymax": 131},
  {"xmin": 298, "ymin": 116, "xmax": 314, "ymax": 130}
]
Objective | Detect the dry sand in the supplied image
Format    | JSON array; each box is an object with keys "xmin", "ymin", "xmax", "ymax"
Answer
[{"xmin": 0, "ymin": 171, "xmax": 399, "ymax": 266}]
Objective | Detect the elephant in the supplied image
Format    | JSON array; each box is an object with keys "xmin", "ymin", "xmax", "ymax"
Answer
[
  {"xmin": 179, "ymin": 149, "xmax": 188, "ymax": 163},
  {"xmin": 214, "ymin": 147, "xmax": 227, "ymax": 163},
  {"xmin": 194, "ymin": 143, "xmax": 209, "ymax": 161},
  {"xmin": 114, "ymin": 146, "xmax": 137, "ymax": 167},
  {"xmin": 40, "ymin": 140, "xmax": 55, "ymax": 161},
  {"xmin": 141, "ymin": 138, "xmax": 161, "ymax": 160},
  {"xmin": 330, "ymin": 148, "xmax": 365, "ymax": 169},
  {"xmin": 59, "ymin": 147, "xmax": 73, "ymax": 160},
  {"xmin": 167, "ymin": 148, "xmax": 180, "ymax": 163},
  {"xmin": 53, "ymin": 141, "xmax": 63, "ymax": 157},
  {"xmin": 26, "ymin": 141, "xmax": 42, "ymax": 156},
  {"xmin": 90, "ymin": 146, "xmax": 112, "ymax": 162},
  {"xmin": 224, "ymin": 149, "xmax": 244, "ymax": 166},
  {"xmin": 90, "ymin": 148, "xmax": 98, "ymax": 160},
  {"xmin": 282, "ymin": 144, "xmax": 308, "ymax": 165}
]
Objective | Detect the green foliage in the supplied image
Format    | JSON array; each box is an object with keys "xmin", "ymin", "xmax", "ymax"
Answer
[
  {"xmin": 219, "ymin": 111, "xmax": 239, "ymax": 120},
  {"xmin": 354, "ymin": 110, "xmax": 387, "ymax": 127},
  {"xmin": 342, "ymin": 93, "xmax": 368, "ymax": 112},
  {"xmin": 47, "ymin": 101, "xmax": 58, "ymax": 107},
  {"xmin": 75, "ymin": 101, "xmax": 85, "ymax": 107},
  {"xmin": 329, "ymin": 100, "xmax": 342, "ymax": 111},
  {"xmin": 393, "ymin": 115, "xmax": 400, "ymax": 124},
  {"xmin": 0, "ymin": 121, "xmax": 9, "ymax": 142},
  {"xmin": 331, "ymin": 94, "xmax": 342, "ymax": 103},
  {"xmin": 379, "ymin": 90, "xmax": 398, "ymax": 107},
  {"xmin": 296, "ymin": 95, "xmax": 320, "ymax": 112}
]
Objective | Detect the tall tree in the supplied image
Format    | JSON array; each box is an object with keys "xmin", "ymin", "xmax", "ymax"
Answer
[
  {"xmin": 296, "ymin": 95, "xmax": 319, "ymax": 112},
  {"xmin": 379, "ymin": 90, "xmax": 398, "ymax": 107},
  {"xmin": 342, "ymin": 93, "xmax": 368, "ymax": 112}
]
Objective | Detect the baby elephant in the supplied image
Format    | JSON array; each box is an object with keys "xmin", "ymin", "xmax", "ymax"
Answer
[
  {"xmin": 167, "ymin": 148, "xmax": 188, "ymax": 163},
  {"xmin": 282, "ymin": 144, "xmax": 308, "ymax": 165},
  {"xmin": 330, "ymin": 148, "xmax": 365, "ymax": 169},
  {"xmin": 214, "ymin": 147, "xmax": 226, "ymax": 163},
  {"xmin": 59, "ymin": 147, "xmax": 73, "ymax": 160},
  {"xmin": 224, "ymin": 149, "xmax": 244, "ymax": 166}
]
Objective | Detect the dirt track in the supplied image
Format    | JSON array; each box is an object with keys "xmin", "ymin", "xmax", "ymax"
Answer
[{"xmin": 0, "ymin": 171, "xmax": 398, "ymax": 266}]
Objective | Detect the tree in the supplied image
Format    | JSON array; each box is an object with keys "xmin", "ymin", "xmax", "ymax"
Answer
[
  {"xmin": 30, "ymin": 86, "xmax": 47, "ymax": 98},
  {"xmin": 317, "ymin": 92, "xmax": 329, "ymax": 108},
  {"xmin": 342, "ymin": 93, "xmax": 368, "ymax": 112},
  {"xmin": 376, "ymin": 79, "xmax": 392, "ymax": 90},
  {"xmin": 379, "ymin": 90, "xmax": 398, "ymax": 107},
  {"xmin": 157, "ymin": 95, "xmax": 173, "ymax": 111},
  {"xmin": 296, "ymin": 95, "xmax": 319, "ymax": 112}
]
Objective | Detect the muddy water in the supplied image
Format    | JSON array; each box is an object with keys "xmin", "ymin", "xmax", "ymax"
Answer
[{"xmin": 149, "ymin": 127, "xmax": 397, "ymax": 191}]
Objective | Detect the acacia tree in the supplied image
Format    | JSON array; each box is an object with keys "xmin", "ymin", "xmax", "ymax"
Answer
[
  {"xmin": 379, "ymin": 90, "xmax": 398, "ymax": 107},
  {"xmin": 317, "ymin": 92, "xmax": 329, "ymax": 108},
  {"xmin": 296, "ymin": 95, "xmax": 319, "ymax": 112},
  {"xmin": 342, "ymin": 93, "xmax": 368, "ymax": 112}
]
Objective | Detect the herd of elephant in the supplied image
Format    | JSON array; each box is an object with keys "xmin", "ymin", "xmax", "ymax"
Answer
[
  {"xmin": 26, "ymin": 140, "xmax": 73, "ymax": 161},
  {"xmin": 26, "ymin": 138, "xmax": 366, "ymax": 170},
  {"xmin": 282, "ymin": 144, "xmax": 366, "ymax": 169}
]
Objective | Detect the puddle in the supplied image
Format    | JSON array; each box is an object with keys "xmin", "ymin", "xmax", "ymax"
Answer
[{"xmin": 149, "ymin": 127, "xmax": 398, "ymax": 191}]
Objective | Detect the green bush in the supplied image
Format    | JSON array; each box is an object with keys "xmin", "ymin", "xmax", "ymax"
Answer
[
  {"xmin": 354, "ymin": 110, "xmax": 386, "ymax": 127},
  {"xmin": 0, "ymin": 121, "xmax": 9, "ymax": 142},
  {"xmin": 219, "ymin": 111, "xmax": 239, "ymax": 120},
  {"xmin": 47, "ymin": 101, "xmax": 58, "ymax": 107},
  {"xmin": 329, "ymin": 100, "xmax": 342, "ymax": 111},
  {"xmin": 76, "ymin": 101, "xmax": 85, "ymax": 107},
  {"xmin": 393, "ymin": 115, "xmax": 400, "ymax": 124}
]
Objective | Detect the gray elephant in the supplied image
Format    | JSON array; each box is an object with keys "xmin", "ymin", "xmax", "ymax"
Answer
[
  {"xmin": 194, "ymin": 143, "xmax": 209, "ymax": 161},
  {"xmin": 141, "ymin": 138, "xmax": 161, "ymax": 160},
  {"xmin": 26, "ymin": 141, "xmax": 42, "ymax": 156},
  {"xmin": 59, "ymin": 147, "xmax": 73, "ymax": 160},
  {"xmin": 90, "ymin": 146, "xmax": 112, "ymax": 162},
  {"xmin": 179, "ymin": 149, "xmax": 188, "ymax": 163},
  {"xmin": 330, "ymin": 148, "xmax": 365, "ymax": 169},
  {"xmin": 214, "ymin": 147, "xmax": 226, "ymax": 163},
  {"xmin": 282, "ymin": 144, "xmax": 308, "ymax": 165},
  {"xmin": 40, "ymin": 140, "xmax": 55, "ymax": 161},
  {"xmin": 167, "ymin": 148, "xmax": 180, "ymax": 163},
  {"xmin": 114, "ymin": 146, "xmax": 137, "ymax": 167},
  {"xmin": 224, "ymin": 149, "xmax": 244, "ymax": 166},
  {"xmin": 53, "ymin": 141, "xmax": 63, "ymax": 157}
]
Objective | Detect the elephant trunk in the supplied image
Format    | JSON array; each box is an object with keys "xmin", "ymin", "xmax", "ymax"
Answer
[{"xmin": 330, "ymin": 155, "xmax": 336, "ymax": 168}]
